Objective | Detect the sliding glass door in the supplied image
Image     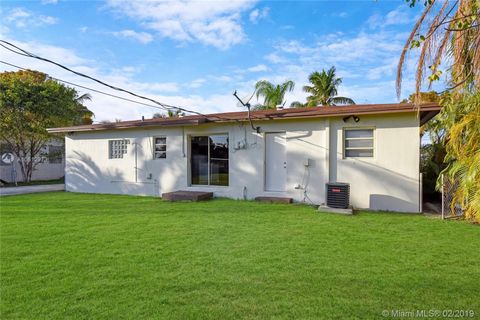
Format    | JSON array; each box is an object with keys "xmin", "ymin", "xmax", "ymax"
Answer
[
  {"xmin": 191, "ymin": 135, "xmax": 229, "ymax": 186},
  {"xmin": 191, "ymin": 136, "xmax": 209, "ymax": 185}
]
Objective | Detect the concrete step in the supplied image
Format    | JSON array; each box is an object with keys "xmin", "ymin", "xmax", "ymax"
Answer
[
  {"xmin": 162, "ymin": 190, "xmax": 213, "ymax": 202},
  {"xmin": 318, "ymin": 205, "xmax": 353, "ymax": 215},
  {"xmin": 255, "ymin": 196, "xmax": 293, "ymax": 204}
]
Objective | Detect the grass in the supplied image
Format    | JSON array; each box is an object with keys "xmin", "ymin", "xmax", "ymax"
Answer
[
  {"xmin": 1, "ymin": 192, "xmax": 479, "ymax": 319},
  {"xmin": 1, "ymin": 177, "xmax": 64, "ymax": 188}
]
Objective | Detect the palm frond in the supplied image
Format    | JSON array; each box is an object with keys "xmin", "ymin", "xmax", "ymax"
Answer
[
  {"xmin": 254, "ymin": 79, "xmax": 295, "ymax": 109},
  {"xmin": 328, "ymin": 96, "xmax": 355, "ymax": 105},
  {"xmin": 396, "ymin": 0, "xmax": 435, "ymax": 99}
]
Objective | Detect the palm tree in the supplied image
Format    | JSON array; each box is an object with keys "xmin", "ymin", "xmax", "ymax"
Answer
[
  {"xmin": 290, "ymin": 101, "xmax": 305, "ymax": 108},
  {"xmin": 396, "ymin": 1, "xmax": 480, "ymax": 222},
  {"xmin": 167, "ymin": 109, "xmax": 183, "ymax": 117},
  {"xmin": 74, "ymin": 93, "xmax": 94, "ymax": 125},
  {"xmin": 152, "ymin": 109, "xmax": 183, "ymax": 118},
  {"xmin": 254, "ymin": 80, "xmax": 295, "ymax": 110},
  {"xmin": 396, "ymin": 0, "xmax": 479, "ymax": 100},
  {"xmin": 303, "ymin": 67, "xmax": 355, "ymax": 106}
]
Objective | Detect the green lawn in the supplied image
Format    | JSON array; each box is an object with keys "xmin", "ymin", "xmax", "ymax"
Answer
[{"xmin": 1, "ymin": 192, "xmax": 479, "ymax": 319}]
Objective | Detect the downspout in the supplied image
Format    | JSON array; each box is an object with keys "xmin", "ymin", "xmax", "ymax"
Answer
[
  {"xmin": 418, "ymin": 121, "xmax": 422, "ymax": 213},
  {"xmin": 182, "ymin": 126, "xmax": 186, "ymax": 157},
  {"xmin": 134, "ymin": 140, "xmax": 138, "ymax": 183},
  {"xmin": 325, "ymin": 118, "xmax": 330, "ymax": 207}
]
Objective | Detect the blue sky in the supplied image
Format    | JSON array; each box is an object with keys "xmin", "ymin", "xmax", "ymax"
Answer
[{"xmin": 0, "ymin": 0, "xmax": 436, "ymax": 121}]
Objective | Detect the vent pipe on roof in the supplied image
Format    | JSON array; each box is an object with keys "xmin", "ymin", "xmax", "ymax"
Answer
[{"xmin": 142, "ymin": 116, "xmax": 145, "ymax": 121}]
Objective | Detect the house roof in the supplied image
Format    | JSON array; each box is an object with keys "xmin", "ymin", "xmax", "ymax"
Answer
[{"xmin": 47, "ymin": 103, "xmax": 441, "ymax": 133}]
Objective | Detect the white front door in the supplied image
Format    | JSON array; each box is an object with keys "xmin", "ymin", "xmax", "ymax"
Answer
[{"xmin": 265, "ymin": 132, "xmax": 287, "ymax": 192}]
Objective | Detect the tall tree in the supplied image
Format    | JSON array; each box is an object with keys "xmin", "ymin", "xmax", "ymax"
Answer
[
  {"xmin": 440, "ymin": 92, "xmax": 480, "ymax": 221},
  {"xmin": 289, "ymin": 101, "xmax": 305, "ymax": 108},
  {"xmin": 76, "ymin": 93, "xmax": 94, "ymax": 124},
  {"xmin": 152, "ymin": 109, "xmax": 183, "ymax": 118},
  {"xmin": 254, "ymin": 80, "xmax": 295, "ymax": 110},
  {"xmin": 0, "ymin": 70, "xmax": 94, "ymax": 182},
  {"xmin": 397, "ymin": 0, "xmax": 480, "ymax": 222},
  {"xmin": 303, "ymin": 67, "xmax": 355, "ymax": 106},
  {"xmin": 397, "ymin": 0, "xmax": 479, "ymax": 100}
]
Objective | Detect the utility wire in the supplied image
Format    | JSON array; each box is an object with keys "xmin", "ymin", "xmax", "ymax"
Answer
[
  {"xmin": 0, "ymin": 60, "xmax": 173, "ymax": 111},
  {"xmin": 0, "ymin": 39, "xmax": 236, "ymax": 121},
  {"xmin": 0, "ymin": 40, "xmax": 177, "ymax": 111}
]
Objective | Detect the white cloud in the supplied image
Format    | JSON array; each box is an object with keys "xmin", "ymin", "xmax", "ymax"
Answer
[
  {"xmin": 133, "ymin": 81, "xmax": 179, "ymax": 93},
  {"xmin": 3, "ymin": 7, "xmax": 58, "ymax": 28},
  {"xmin": 79, "ymin": 26, "xmax": 88, "ymax": 33},
  {"xmin": 41, "ymin": 0, "xmax": 58, "ymax": 4},
  {"xmin": 0, "ymin": 38, "xmax": 196, "ymax": 121},
  {"xmin": 249, "ymin": 7, "xmax": 269, "ymax": 24},
  {"xmin": 331, "ymin": 11, "xmax": 348, "ymax": 18},
  {"xmin": 106, "ymin": 0, "xmax": 257, "ymax": 50},
  {"xmin": 264, "ymin": 53, "xmax": 287, "ymax": 64},
  {"xmin": 210, "ymin": 75, "xmax": 232, "ymax": 82},
  {"xmin": 0, "ymin": 38, "xmax": 241, "ymax": 122},
  {"xmin": 0, "ymin": 25, "xmax": 9, "ymax": 37},
  {"xmin": 247, "ymin": 64, "xmax": 268, "ymax": 72},
  {"xmin": 111, "ymin": 30, "xmax": 153, "ymax": 44},
  {"xmin": 259, "ymin": 24, "xmax": 430, "ymax": 106},
  {"xmin": 7, "ymin": 8, "xmax": 31, "ymax": 20},
  {"xmin": 39, "ymin": 16, "xmax": 58, "ymax": 25},
  {"xmin": 367, "ymin": 6, "xmax": 415, "ymax": 29},
  {"xmin": 272, "ymin": 31, "xmax": 407, "ymax": 67},
  {"xmin": 189, "ymin": 78, "xmax": 206, "ymax": 88},
  {"xmin": 365, "ymin": 58, "xmax": 398, "ymax": 80}
]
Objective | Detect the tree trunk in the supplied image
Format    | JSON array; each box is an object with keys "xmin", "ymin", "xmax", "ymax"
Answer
[{"xmin": 16, "ymin": 151, "xmax": 29, "ymax": 183}]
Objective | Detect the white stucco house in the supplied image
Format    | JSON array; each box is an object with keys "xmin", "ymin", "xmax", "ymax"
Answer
[{"xmin": 48, "ymin": 103, "xmax": 440, "ymax": 212}]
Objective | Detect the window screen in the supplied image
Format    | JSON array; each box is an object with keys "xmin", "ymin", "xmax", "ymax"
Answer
[{"xmin": 154, "ymin": 137, "xmax": 167, "ymax": 159}]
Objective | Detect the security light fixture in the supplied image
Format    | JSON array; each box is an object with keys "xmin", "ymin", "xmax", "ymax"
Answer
[{"xmin": 343, "ymin": 115, "xmax": 360, "ymax": 123}]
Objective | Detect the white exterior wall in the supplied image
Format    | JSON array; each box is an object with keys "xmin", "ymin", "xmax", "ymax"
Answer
[
  {"xmin": 64, "ymin": 113, "xmax": 421, "ymax": 212},
  {"xmin": 0, "ymin": 140, "xmax": 65, "ymax": 183},
  {"xmin": 329, "ymin": 114, "xmax": 420, "ymax": 212}
]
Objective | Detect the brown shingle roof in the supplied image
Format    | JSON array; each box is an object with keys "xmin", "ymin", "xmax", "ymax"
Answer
[{"xmin": 47, "ymin": 103, "xmax": 441, "ymax": 133}]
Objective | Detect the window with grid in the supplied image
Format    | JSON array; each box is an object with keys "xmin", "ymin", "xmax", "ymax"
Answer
[
  {"xmin": 344, "ymin": 128, "xmax": 374, "ymax": 158},
  {"xmin": 109, "ymin": 140, "xmax": 129, "ymax": 159},
  {"xmin": 154, "ymin": 137, "xmax": 167, "ymax": 159}
]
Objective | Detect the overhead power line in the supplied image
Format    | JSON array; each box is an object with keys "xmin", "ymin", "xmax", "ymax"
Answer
[
  {"xmin": 0, "ymin": 39, "xmax": 235, "ymax": 121},
  {"xmin": 0, "ymin": 60, "xmax": 172, "ymax": 111}
]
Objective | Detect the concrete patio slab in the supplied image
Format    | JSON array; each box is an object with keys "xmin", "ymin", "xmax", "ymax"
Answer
[
  {"xmin": 255, "ymin": 196, "xmax": 293, "ymax": 204},
  {"xmin": 162, "ymin": 190, "xmax": 213, "ymax": 201},
  {"xmin": 318, "ymin": 205, "xmax": 354, "ymax": 215}
]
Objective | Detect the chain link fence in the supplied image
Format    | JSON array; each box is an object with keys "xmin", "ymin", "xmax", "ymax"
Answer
[{"xmin": 441, "ymin": 174, "xmax": 465, "ymax": 219}]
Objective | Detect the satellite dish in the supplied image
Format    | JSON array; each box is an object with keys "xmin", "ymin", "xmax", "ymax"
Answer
[
  {"xmin": 1, "ymin": 153, "xmax": 14, "ymax": 164},
  {"xmin": 234, "ymin": 90, "xmax": 256, "ymax": 109}
]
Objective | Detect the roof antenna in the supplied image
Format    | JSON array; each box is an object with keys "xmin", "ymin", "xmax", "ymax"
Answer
[{"xmin": 233, "ymin": 90, "xmax": 260, "ymax": 133}]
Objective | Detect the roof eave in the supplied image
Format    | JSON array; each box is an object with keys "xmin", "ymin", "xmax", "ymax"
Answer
[
  {"xmin": 47, "ymin": 118, "xmax": 208, "ymax": 133},
  {"xmin": 47, "ymin": 103, "xmax": 442, "ymax": 133}
]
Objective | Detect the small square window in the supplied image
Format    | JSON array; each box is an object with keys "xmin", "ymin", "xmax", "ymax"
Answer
[
  {"xmin": 154, "ymin": 137, "xmax": 167, "ymax": 159},
  {"xmin": 109, "ymin": 140, "xmax": 129, "ymax": 159},
  {"xmin": 344, "ymin": 128, "xmax": 374, "ymax": 158}
]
